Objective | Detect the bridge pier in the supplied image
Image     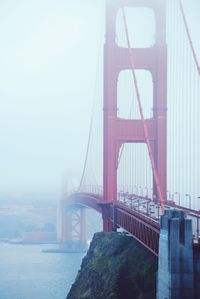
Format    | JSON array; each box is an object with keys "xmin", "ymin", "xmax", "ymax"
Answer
[
  {"xmin": 193, "ymin": 244, "xmax": 200, "ymax": 298},
  {"xmin": 102, "ymin": 204, "xmax": 113, "ymax": 232},
  {"xmin": 60, "ymin": 204, "xmax": 88, "ymax": 252},
  {"xmin": 157, "ymin": 210, "xmax": 194, "ymax": 299}
]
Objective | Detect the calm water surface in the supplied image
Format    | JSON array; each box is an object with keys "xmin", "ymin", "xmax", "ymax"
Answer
[{"xmin": 0, "ymin": 243, "xmax": 84, "ymax": 299}]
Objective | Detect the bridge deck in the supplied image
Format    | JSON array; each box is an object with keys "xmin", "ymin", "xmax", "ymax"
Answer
[{"xmin": 63, "ymin": 190, "xmax": 200, "ymax": 256}]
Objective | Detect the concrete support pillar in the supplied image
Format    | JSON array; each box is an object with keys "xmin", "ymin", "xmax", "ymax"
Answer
[
  {"xmin": 102, "ymin": 210, "xmax": 113, "ymax": 232},
  {"xmin": 157, "ymin": 210, "xmax": 194, "ymax": 299},
  {"xmin": 193, "ymin": 244, "xmax": 200, "ymax": 299}
]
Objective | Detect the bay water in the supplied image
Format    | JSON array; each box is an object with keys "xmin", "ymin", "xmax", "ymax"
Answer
[{"xmin": 0, "ymin": 243, "xmax": 84, "ymax": 299}]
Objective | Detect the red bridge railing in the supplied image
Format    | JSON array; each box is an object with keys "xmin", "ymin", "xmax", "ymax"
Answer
[{"xmin": 68, "ymin": 185, "xmax": 200, "ymax": 255}]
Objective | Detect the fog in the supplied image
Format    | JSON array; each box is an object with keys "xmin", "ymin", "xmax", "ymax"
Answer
[
  {"xmin": 0, "ymin": 0, "xmax": 199, "ymax": 203},
  {"xmin": 0, "ymin": 0, "xmax": 104, "ymax": 198}
]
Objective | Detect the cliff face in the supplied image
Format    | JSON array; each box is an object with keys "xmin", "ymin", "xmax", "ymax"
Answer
[{"xmin": 67, "ymin": 232, "xmax": 157, "ymax": 299}]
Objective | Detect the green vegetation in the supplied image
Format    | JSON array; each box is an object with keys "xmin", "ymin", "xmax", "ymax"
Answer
[{"xmin": 67, "ymin": 232, "xmax": 157, "ymax": 299}]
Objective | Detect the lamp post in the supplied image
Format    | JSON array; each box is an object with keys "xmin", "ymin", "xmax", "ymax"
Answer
[
  {"xmin": 146, "ymin": 201, "xmax": 149, "ymax": 215},
  {"xmin": 156, "ymin": 204, "xmax": 160, "ymax": 220},
  {"xmin": 152, "ymin": 194, "xmax": 157, "ymax": 204},
  {"xmin": 144, "ymin": 187, "xmax": 149, "ymax": 198},
  {"xmin": 167, "ymin": 190, "xmax": 171, "ymax": 201},
  {"xmin": 166, "ymin": 190, "xmax": 169, "ymax": 200},
  {"xmin": 123, "ymin": 193, "xmax": 126, "ymax": 204},
  {"xmin": 134, "ymin": 185, "xmax": 138, "ymax": 195},
  {"xmin": 174, "ymin": 192, "xmax": 181, "ymax": 206},
  {"xmin": 130, "ymin": 196, "xmax": 133, "ymax": 209},
  {"xmin": 129, "ymin": 185, "xmax": 133, "ymax": 194},
  {"xmin": 185, "ymin": 194, "xmax": 191, "ymax": 209},
  {"xmin": 119, "ymin": 185, "xmax": 123, "ymax": 193},
  {"xmin": 137, "ymin": 197, "xmax": 140, "ymax": 211},
  {"xmin": 197, "ymin": 197, "xmax": 200, "ymax": 211},
  {"xmin": 150, "ymin": 188, "xmax": 153, "ymax": 199},
  {"xmin": 139, "ymin": 186, "xmax": 143, "ymax": 197},
  {"xmin": 171, "ymin": 193, "xmax": 175, "ymax": 206}
]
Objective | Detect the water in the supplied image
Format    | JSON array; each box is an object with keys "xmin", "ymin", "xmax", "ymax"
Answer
[{"xmin": 0, "ymin": 243, "xmax": 84, "ymax": 299}]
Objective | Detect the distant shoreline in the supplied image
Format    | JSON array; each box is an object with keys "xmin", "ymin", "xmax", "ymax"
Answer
[{"xmin": 0, "ymin": 239, "xmax": 59, "ymax": 245}]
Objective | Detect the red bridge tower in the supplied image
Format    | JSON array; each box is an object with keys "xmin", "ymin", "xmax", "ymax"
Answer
[{"xmin": 103, "ymin": 0, "xmax": 167, "ymax": 231}]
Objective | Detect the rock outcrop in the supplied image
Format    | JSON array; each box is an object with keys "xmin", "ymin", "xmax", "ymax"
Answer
[{"xmin": 67, "ymin": 232, "xmax": 157, "ymax": 299}]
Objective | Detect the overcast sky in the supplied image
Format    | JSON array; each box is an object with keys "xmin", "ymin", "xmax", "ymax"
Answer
[
  {"xmin": 0, "ymin": 0, "xmax": 104, "ymax": 197},
  {"xmin": 0, "ymin": 0, "xmax": 199, "ymax": 202}
]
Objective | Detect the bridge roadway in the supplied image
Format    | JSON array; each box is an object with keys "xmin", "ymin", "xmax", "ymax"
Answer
[{"xmin": 64, "ymin": 187, "xmax": 200, "ymax": 256}]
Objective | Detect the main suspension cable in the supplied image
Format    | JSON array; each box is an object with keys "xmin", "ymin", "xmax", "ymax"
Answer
[
  {"xmin": 179, "ymin": 0, "xmax": 200, "ymax": 76},
  {"xmin": 121, "ymin": 6, "xmax": 165, "ymax": 209},
  {"xmin": 78, "ymin": 25, "xmax": 103, "ymax": 191},
  {"xmin": 78, "ymin": 87, "xmax": 96, "ymax": 191}
]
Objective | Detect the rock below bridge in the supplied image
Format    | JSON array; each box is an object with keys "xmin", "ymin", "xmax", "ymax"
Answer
[{"xmin": 67, "ymin": 232, "xmax": 157, "ymax": 299}]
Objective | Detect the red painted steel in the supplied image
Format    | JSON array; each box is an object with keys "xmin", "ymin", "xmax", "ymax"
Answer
[
  {"xmin": 62, "ymin": 192, "xmax": 160, "ymax": 255},
  {"xmin": 113, "ymin": 203, "xmax": 160, "ymax": 255},
  {"xmin": 64, "ymin": 193, "xmax": 103, "ymax": 213},
  {"xmin": 121, "ymin": 6, "xmax": 165, "ymax": 209},
  {"xmin": 62, "ymin": 190, "xmax": 200, "ymax": 255},
  {"xmin": 61, "ymin": 197, "xmax": 89, "ymax": 245},
  {"xmin": 179, "ymin": 0, "xmax": 200, "ymax": 76},
  {"xmin": 60, "ymin": 0, "xmax": 200, "ymax": 254},
  {"xmin": 103, "ymin": 0, "xmax": 167, "ymax": 229}
]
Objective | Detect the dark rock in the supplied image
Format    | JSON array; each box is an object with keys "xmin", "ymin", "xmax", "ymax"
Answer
[{"xmin": 67, "ymin": 232, "xmax": 157, "ymax": 299}]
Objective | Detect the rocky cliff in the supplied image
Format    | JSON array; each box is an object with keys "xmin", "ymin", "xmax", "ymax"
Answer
[{"xmin": 67, "ymin": 232, "xmax": 157, "ymax": 299}]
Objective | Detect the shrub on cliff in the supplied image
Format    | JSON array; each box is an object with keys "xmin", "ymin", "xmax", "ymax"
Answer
[{"xmin": 67, "ymin": 232, "xmax": 157, "ymax": 299}]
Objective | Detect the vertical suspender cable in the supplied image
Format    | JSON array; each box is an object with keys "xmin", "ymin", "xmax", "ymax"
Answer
[
  {"xmin": 121, "ymin": 7, "xmax": 165, "ymax": 209},
  {"xmin": 179, "ymin": 1, "xmax": 184, "ymax": 197},
  {"xmin": 118, "ymin": 73, "xmax": 136, "ymax": 167},
  {"xmin": 178, "ymin": 0, "xmax": 200, "ymax": 209}
]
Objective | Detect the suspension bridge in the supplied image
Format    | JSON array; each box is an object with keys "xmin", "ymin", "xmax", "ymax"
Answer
[{"xmin": 60, "ymin": 0, "xmax": 200, "ymax": 297}]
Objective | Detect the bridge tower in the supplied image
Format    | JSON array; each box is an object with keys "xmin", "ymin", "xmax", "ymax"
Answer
[
  {"xmin": 103, "ymin": 0, "xmax": 167, "ymax": 231},
  {"xmin": 60, "ymin": 201, "xmax": 87, "ymax": 252}
]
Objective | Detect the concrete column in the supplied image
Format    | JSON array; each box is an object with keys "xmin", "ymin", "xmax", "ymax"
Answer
[
  {"xmin": 193, "ymin": 244, "xmax": 200, "ymax": 299},
  {"xmin": 157, "ymin": 210, "xmax": 194, "ymax": 299}
]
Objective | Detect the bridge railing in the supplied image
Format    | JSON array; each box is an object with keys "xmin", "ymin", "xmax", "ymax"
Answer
[
  {"xmin": 117, "ymin": 190, "xmax": 200, "ymax": 241},
  {"xmin": 77, "ymin": 185, "xmax": 103, "ymax": 196},
  {"xmin": 75, "ymin": 185, "xmax": 200, "ymax": 240}
]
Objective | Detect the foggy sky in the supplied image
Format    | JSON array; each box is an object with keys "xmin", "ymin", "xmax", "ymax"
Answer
[
  {"xmin": 0, "ymin": 0, "xmax": 104, "ymax": 197},
  {"xmin": 0, "ymin": 0, "xmax": 199, "ymax": 201}
]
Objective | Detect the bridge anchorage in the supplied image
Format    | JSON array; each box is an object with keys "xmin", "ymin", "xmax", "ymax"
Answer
[{"xmin": 61, "ymin": 0, "xmax": 200, "ymax": 298}]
